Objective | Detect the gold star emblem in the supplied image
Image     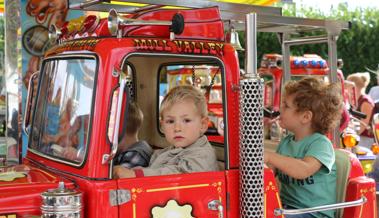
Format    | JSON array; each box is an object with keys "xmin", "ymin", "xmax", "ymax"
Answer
[{"xmin": 152, "ymin": 200, "xmax": 194, "ymax": 218}]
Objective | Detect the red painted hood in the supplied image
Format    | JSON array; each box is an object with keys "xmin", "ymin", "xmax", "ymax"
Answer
[{"xmin": 0, "ymin": 164, "xmax": 73, "ymax": 214}]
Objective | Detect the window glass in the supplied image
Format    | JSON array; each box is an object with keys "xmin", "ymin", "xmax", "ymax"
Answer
[
  {"xmin": 159, "ymin": 64, "xmax": 224, "ymax": 141},
  {"xmin": 29, "ymin": 58, "xmax": 96, "ymax": 164}
]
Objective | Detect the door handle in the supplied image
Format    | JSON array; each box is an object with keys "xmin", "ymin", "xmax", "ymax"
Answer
[{"xmin": 208, "ymin": 200, "xmax": 224, "ymax": 218}]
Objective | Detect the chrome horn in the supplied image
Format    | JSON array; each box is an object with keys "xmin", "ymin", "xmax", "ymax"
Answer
[
  {"xmin": 108, "ymin": 8, "xmax": 184, "ymax": 38},
  {"xmin": 226, "ymin": 27, "xmax": 244, "ymax": 51},
  {"xmin": 107, "ymin": 8, "xmax": 123, "ymax": 37},
  {"xmin": 48, "ymin": 24, "xmax": 62, "ymax": 44}
]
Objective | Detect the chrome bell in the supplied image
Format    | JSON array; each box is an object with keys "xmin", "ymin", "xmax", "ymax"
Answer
[
  {"xmin": 41, "ymin": 181, "xmax": 83, "ymax": 218},
  {"xmin": 226, "ymin": 27, "xmax": 244, "ymax": 51}
]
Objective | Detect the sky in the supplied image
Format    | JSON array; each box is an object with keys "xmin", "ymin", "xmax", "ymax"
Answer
[{"xmin": 291, "ymin": 0, "xmax": 379, "ymax": 11}]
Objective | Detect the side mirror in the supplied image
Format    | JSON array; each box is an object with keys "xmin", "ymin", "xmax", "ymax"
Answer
[{"xmin": 23, "ymin": 71, "xmax": 39, "ymax": 136}]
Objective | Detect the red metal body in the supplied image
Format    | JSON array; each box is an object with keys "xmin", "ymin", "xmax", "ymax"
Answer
[{"xmin": 0, "ymin": 6, "xmax": 375, "ymax": 218}]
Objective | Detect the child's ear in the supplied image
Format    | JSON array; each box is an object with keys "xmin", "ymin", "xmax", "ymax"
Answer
[
  {"xmin": 200, "ymin": 117, "xmax": 209, "ymax": 134},
  {"xmin": 302, "ymin": 110, "xmax": 313, "ymax": 124},
  {"xmin": 159, "ymin": 119, "xmax": 165, "ymax": 133}
]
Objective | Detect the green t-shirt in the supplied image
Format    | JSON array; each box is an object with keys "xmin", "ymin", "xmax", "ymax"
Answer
[{"xmin": 276, "ymin": 133, "xmax": 336, "ymax": 218}]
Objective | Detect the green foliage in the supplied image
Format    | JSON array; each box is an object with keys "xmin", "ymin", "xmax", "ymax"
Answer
[{"xmin": 239, "ymin": 3, "xmax": 379, "ymax": 87}]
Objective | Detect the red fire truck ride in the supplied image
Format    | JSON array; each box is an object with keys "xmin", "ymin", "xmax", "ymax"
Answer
[{"xmin": 0, "ymin": 0, "xmax": 376, "ymax": 217}]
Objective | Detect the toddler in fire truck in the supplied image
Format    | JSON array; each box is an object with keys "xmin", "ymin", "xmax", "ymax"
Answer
[
  {"xmin": 113, "ymin": 85, "xmax": 219, "ymax": 178},
  {"xmin": 264, "ymin": 77, "xmax": 342, "ymax": 218}
]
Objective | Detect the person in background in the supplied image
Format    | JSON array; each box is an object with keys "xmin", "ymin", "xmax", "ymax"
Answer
[
  {"xmin": 113, "ymin": 102, "xmax": 153, "ymax": 168},
  {"xmin": 113, "ymin": 85, "xmax": 219, "ymax": 178},
  {"xmin": 61, "ymin": 102, "xmax": 153, "ymax": 165},
  {"xmin": 347, "ymin": 72, "xmax": 375, "ymax": 148},
  {"xmin": 368, "ymin": 69, "xmax": 379, "ymax": 102},
  {"xmin": 265, "ymin": 77, "xmax": 342, "ymax": 218}
]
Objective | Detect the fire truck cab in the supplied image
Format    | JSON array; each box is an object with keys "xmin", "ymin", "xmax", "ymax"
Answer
[{"xmin": 0, "ymin": 0, "xmax": 376, "ymax": 217}]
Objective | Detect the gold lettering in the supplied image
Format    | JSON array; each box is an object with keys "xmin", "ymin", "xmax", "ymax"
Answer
[
  {"xmin": 216, "ymin": 43, "xmax": 224, "ymax": 56},
  {"xmin": 146, "ymin": 40, "xmax": 153, "ymax": 50},
  {"xmin": 183, "ymin": 41, "xmax": 192, "ymax": 53},
  {"xmin": 134, "ymin": 39, "xmax": 148, "ymax": 49},
  {"xmin": 192, "ymin": 42, "xmax": 201, "ymax": 54},
  {"xmin": 208, "ymin": 43, "xmax": 217, "ymax": 55},
  {"xmin": 174, "ymin": 41, "xmax": 182, "ymax": 52},
  {"xmin": 154, "ymin": 40, "xmax": 163, "ymax": 51},
  {"xmin": 202, "ymin": 42, "xmax": 210, "ymax": 54}
]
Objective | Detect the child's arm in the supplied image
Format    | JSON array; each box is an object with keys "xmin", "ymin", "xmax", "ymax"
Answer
[
  {"xmin": 113, "ymin": 166, "xmax": 136, "ymax": 178},
  {"xmin": 264, "ymin": 151, "xmax": 322, "ymax": 179}
]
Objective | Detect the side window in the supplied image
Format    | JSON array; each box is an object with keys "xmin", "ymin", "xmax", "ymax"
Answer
[{"xmin": 158, "ymin": 64, "xmax": 224, "ymax": 142}]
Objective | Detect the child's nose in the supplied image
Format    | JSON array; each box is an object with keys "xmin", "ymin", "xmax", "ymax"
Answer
[{"xmin": 174, "ymin": 122, "xmax": 182, "ymax": 132}]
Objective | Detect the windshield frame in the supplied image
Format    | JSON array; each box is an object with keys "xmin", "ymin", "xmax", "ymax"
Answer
[{"xmin": 28, "ymin": 53, "xmax": 98, "ymax": 167}]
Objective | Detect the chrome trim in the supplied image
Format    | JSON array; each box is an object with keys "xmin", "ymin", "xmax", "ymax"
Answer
[
  {"xmin": 110, "ymin": 189, "xmax": 131, "ymax": 206},
  {"xmin": 245, "ymin": 13, "xmax": 257, "ymax": 77},
  {"xmin": 208, "ymin": 200, "xmax": 224, "ymax": 218},
  {"xmin": 103, "ymin": 77, "xmax": 126, "ymax": 164},
  {"xmin": 274, "ymin": 197, "xmax": 367, "ymax": 216},
  {"xmin": 283, "ymin": 37, "xmax": 328, "ymax": 46},
  {"xmin": 22, "ymin": 71, "xmax": 39, "ymax": 137},
  {"xmin": 239, "ymin": 14, "xmax": 264, "ymax": 215},
  {"xmin": 69, "ymin": 0, "xmax": 105, "ymax": 10},
  {"xmin": 69, "ymin": 0, "xmax": 282, "ymax": 18}
]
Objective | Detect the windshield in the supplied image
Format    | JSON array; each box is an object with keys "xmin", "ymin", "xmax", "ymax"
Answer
[{"xmin": 29, "ymin": 57, "xmax": 96, "ymax": 164}]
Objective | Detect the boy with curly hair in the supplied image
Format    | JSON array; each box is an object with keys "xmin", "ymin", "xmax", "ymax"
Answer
[{"xmin": 264, "ymin": 77, "xmax": 343, "ymax": 218}]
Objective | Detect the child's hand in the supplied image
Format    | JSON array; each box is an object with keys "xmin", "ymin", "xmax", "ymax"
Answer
[
  {"xmin": 264, "ymin": 151, "xmax": 271, "ymax": 164},
  {"xmin": 113, "ymin": 166, "xmax": 136, "ymax": 179}
]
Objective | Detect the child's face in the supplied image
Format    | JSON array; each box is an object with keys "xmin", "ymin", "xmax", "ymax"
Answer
[
  {"xmin": 279, "ymin": 94, "xmax": 305, "ymax": 133},
  {"xmin": 160, "ymin": 100, "xmax": 208, "ymax": 148}
]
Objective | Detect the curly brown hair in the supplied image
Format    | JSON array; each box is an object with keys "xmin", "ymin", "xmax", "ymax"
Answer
[{"xmin": 284, "ymin": 77, "xmax": 343, "ymax": 134}]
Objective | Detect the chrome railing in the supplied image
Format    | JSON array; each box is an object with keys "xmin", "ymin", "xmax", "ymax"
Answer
[{"xmin": 274, "ymin": 197, "xmax": 367, "ymax": 216}]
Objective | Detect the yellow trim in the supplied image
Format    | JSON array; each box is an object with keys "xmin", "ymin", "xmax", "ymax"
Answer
[
  {"xmin": 0, "ymin": 182, "xmax": 29, "ymax": 186},
  {"xmin": 146, "ymin": 183, "xmax": 210, "ymax": 192},
  {"xmin": 358, "ymin": 203, "xmax": 363, "ymax": 218},
  {"xmin": 0, "ymin": 215, "xmax": 16, "ymax": 218},
  {"xmin": 264, "ymin": 193, "xmax": 267, "ymax": 218},
  {"xmin": 110, "ymin": 1, "xmax": 147, "ymax": 7},
  {"xmin": 133, "ymin": 203, "xmax": 136, "ymax": 218},
  {"xmin": 33, "ymin": 168, "xmax": 58, "ymax": 180},
  {"xmin": 275, "ymin": 192, "xmax": 284, "ymax": 218}
]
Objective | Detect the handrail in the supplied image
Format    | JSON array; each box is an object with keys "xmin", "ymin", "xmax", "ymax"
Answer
[
  {"xmin": 102, "ymin": 77, "xmax": 126, "ymax": 164},
  {"xmin": 274, "ymin": 197, "xmax": 367, "ymax": 216}
]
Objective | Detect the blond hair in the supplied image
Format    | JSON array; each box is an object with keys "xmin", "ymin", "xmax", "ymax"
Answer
[
  {"xmin": 347, "ymin": 72, "xmax": 371, "ymax": 89},
  {"xmin": 284, "ymin": 77, "xmax": 343, "ymax": 134},
  {"xmin": 159, "ymin": 85, "xmax": 207, "ymax": 118},
  {"xmin": 125, "ymin": 102, "xmax": 143, "ymax": 135}
]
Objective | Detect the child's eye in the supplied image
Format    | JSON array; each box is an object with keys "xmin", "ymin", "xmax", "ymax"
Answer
[
  {"xmin": 184, "ymin": 119, "xmax": 192, "ymax": 123},
  {"xmin": 165, "ymin": 119, "xmax": 174, "ymax": 124}
]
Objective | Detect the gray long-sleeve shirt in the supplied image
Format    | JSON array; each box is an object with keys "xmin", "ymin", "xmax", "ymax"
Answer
[{"xmin": 142, "ymin": 135, "xmax": 219, "ymax": 176}]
